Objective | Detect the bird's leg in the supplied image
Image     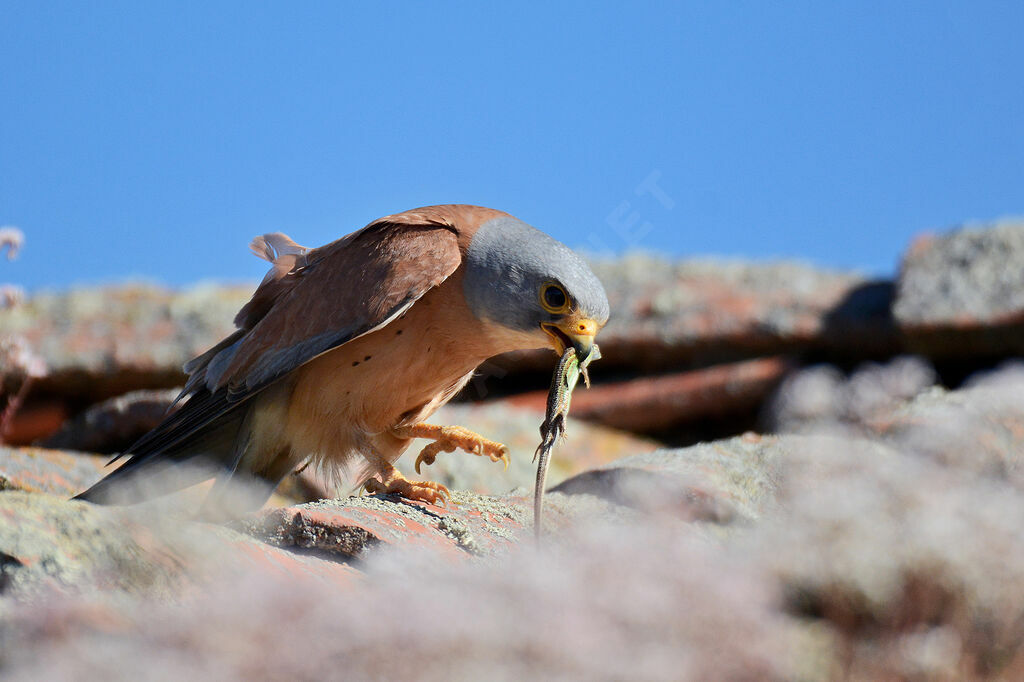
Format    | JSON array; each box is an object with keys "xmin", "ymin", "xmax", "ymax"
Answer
[
  {"xmin": 393, "ymin": 423, "xmax": 511, "ymax": 474},
  {"xmin": 363, "ymin": 461, "xmax": 451, "ymax": 506}
]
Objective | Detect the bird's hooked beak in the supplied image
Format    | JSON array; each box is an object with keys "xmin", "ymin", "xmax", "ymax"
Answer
[{"xmin": 542, "ymin": 315, "xmax": 600, "ymax": 357}]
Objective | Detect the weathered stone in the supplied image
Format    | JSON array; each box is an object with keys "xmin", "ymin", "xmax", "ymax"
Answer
[
  {"xmin": 6, "ymin": 368, "xmax": 1024, "ymax": 679},
  {"xmin": 0, "ymin": 509, "xmax": 793, "ymax": 682},
  {"xmin": 0, "ymin": 491, "xmax": 181, "ymax": 597},
  {"xmin": 875, "ymin": 367, "xmax": 1024, "ymax": 490},
  {"xmin": 241, "ymin": 487, "xmax": 644, "ymax": 559},
  {"xmin": 0, "ymin": 491, "xmax": 357, "ymax": 598},
  {"xmin": 41, "ymin": 388, "xmax": 180, "ymax": 453},
  {"xmin": 507, "ymin": 356, "xmax": 791, "ymax": 433},
  {"xmin": 0, "ymin": 284, "xmax": 250, "ymax": 401},
  {"xmin": 549, "ymin": 422, "xmax": 1024, "ymax": 678},
  {"xmin": 212, "ymin": 532, "xmax": 362, "ymax": 587},
  {"xmin": 894, "ymin": 221, "xmax": 1024, "ymax": 355},
  {"xmin": 552, "ymin": 433, "xmax": 782, "ymax": 525},
  {"xmin": 763, "ymin": 356, "xmax": 938, "ymax": 435},
  {"xmin": 753, "ymin": 432, "xmax": 1024, "ymax": 680},
  {"xmin": 764, "ymin": 358, "xmax": 1024, "ymax": 491},
  {"xmin": 0, "ymin": 446, "xmax": 109, "ymax": 496}
]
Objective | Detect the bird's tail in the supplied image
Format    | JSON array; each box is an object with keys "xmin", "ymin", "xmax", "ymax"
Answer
[
  {"xmin": 74, "ymin": 442, "xmax": 227, "ymax": 507},
  {"xmin": 73, "ymin": 408, "xmax": 249, "ymax": 508}
]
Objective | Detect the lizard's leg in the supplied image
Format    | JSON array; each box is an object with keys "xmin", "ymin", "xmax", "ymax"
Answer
[{"xmin": 393, "ymin": 423, "xmax": 511, "ymax": 474}]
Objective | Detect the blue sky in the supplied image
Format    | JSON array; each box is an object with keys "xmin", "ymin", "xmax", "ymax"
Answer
[{"xmin": 2, "ymin": 2, "xmax": 1022, "ymax": 290}]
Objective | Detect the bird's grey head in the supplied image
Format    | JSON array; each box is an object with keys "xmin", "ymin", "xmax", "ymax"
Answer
[{"xmin": 462, "ymin": 216, "xmax": 610, "ymax": 356}]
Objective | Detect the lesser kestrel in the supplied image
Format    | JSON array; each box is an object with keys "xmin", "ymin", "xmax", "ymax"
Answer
[{"xmin": 77, "ymin": 205, "xmax": 609, "ymax": 514}]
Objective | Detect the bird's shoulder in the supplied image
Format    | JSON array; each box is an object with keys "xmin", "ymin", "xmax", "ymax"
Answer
[{"xmin": 370, "ymin": 204, "xmax": 512, "ymax": 251}]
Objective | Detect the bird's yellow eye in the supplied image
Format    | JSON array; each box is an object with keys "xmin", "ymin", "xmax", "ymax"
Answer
[{"xmin": 539, "ymin": 282, "xmax": 569, "ymax": 314}]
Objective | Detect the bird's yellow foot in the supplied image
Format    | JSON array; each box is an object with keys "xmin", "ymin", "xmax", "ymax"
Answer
[
  {"xmin": 364, "ymin": 467, "xmax": 451, "ymax": 506},
  {"xmin": 394, "ymin": 423, "xmax": 510, "ymax": 474}
]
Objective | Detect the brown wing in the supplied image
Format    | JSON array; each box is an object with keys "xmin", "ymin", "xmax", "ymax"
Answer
[
  {"xmin": 118, "ymin": 216, "xmax": 462, "ymax": 461},
  {"xmin": 210, "ymin": 220, "xmax": 461, "ymax": 396}
]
